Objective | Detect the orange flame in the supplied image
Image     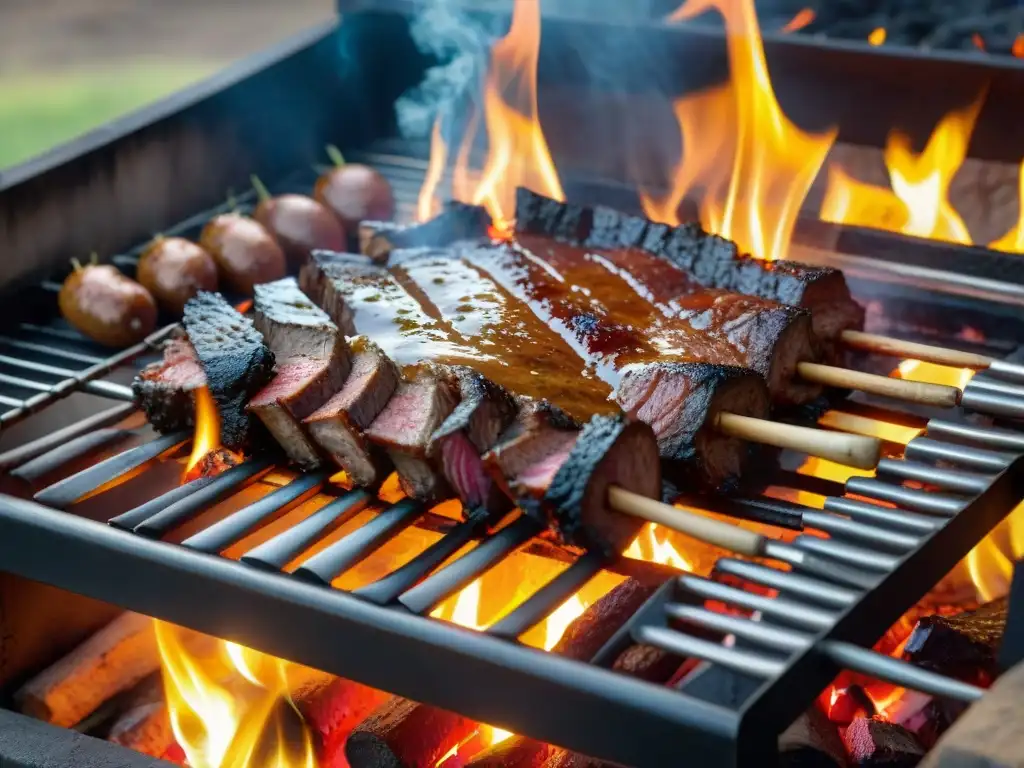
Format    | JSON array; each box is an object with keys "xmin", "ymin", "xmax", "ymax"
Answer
[
  {"xmin": 624, "ymin": 523, "xmax": 694, "ymax": 571},
  {"xmin": 155, "ymin": 622, "xmax": 316, "ymax": 768},
  {"xmin": 418, "ymin": 118, "xmax": 447, "ymax": 222},
  {"xmin": 868, "ymin": 27, "xmax": 886, "ymax": 46},
  {"xmin": 651, "ymin": 0, "xmax": 837, "ymax": 261},
  {"xmin": 781, "ymin": 8, "xmax": 815, "ymax": 33},
  {"xmin": 1014, "ymin": 33, "xmax": 1024, "ymax": 58},
  {"xmin": 989, "ymin": 159, "xmax": 1024, "ymax": 253},
  {"xmin": 821, "ymin": 92, "xmax": 985, "ymax": 246},
  {"xmin": 972, "ymin": 33, "xmax": 986, "ymax": 52},
  {"xmin": 185, "ymin": 386, "xmax": 221, "ymax": 477},
  {"xmin": 416, "ymin": 0, "xmax": 565, "ymax": 232}
]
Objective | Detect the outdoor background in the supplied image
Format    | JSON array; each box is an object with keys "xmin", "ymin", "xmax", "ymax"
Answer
[{"xmin": 0, "ymin": 0, "xmax": 336, "ymax": 170}]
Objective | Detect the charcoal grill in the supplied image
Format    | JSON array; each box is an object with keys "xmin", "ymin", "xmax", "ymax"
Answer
[{"xmin": 4, "ymin": 4, "xmax": 1024, "ymax": 767}]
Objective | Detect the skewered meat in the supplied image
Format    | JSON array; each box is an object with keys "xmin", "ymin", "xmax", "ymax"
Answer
[
  {"xmin": 182, "ymin": 292, "xmax": 276, "ymax": 449},
  {"xmin": 199, "ymin": 213, "xmax": 287, "ymax": 295},
  {"xmin": 59, "ymin": 261, "xmax": 158, "ymax": 347},
  {"xmin": 516, "ymin": 187, "xmax": 866, "ymax": 362},
  {"xmin": 131, "ymin": 334, "xmax": 206, "ymax": 434},
  {"xmin": 359, "ymin": 201, "xmax": 491, "ymax": 262},
  {"xmin": 247, "ymin": 278, "xmax": 352, "ymax": 469},
  {"xmin": 304, "ymin": 337, "xmax": 401, "ymax": 487},
  {"xmin": 136, "ymin": 237, "xmax": 219, "ymax": 315}
]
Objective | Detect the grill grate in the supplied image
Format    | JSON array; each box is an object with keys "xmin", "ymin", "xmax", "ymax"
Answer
[{"xmin": 1, "ymin": 145, "xmax": 1024, "ymax": 765}]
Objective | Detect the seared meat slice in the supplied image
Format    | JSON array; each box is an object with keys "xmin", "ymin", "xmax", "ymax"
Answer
[
  {"xmin": 183, "ymin": 292, "xmax": 275, "ymax": 449},
  {"xmin": 131, "ymin": 334, "xmax": 206, "ymax": 434},
  {"xmin": 247, "ymin": 278, "xmax": 351, "ymax": 469},
  {"xmin": 304, "ymin": 337, "xmax": 400, "ymax": 486},
  {"xmin": 511, "ymin": 413, "xmax": 661, "ymax": 557},
  {"xmin": 428, "ymin": 367, "xmax": 517, "ymax": 514},
  {"xmin": 364, "ymin": 366, "xmax": 459, "ymax": 503},
  {"xmin": 358, "ymin": 202, "xmax": 491, "ymax": 262},
  {"xmin": 298, "ymin": 252, "xmax": 375, "ymax": 336},
  {"xmin": 615, "ymin": 362, "xmax": 770, "ymax": 492}
]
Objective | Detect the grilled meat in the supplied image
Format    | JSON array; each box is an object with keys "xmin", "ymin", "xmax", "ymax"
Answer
[
  {"xmin": 516, "ymin": 187, "xmax": 866, "ymax": 362},
  {"xmin": 304, "ymin": 337, "xmax": 400, "ymax": 487},
  {"xmin": 358, "ymin": 201, "xmax": 491, "ymax": 262},
  {"xmin": 247, "ymin": 278, "xmax": 351, "ymax": 469},
  {"xmin": 615, "ymin": 362, "xmax": 770, "ymax": 491},
  {"xmin": 182, "ymin": 292, "xmax": 275, "ymax": 449},
  {"xmin": 131, "ymin": 334, "xmax": 206, "ymax": 434}
]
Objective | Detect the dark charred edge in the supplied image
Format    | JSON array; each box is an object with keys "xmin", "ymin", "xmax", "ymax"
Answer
[
  {"xmin": 902, "ymin": 596, "xmax": 1008, "ymax": 685},
  {"xmin": 504, "ymin": 396, "xmax": 582, "ymax": 439},
  {"xmin": 182, "ymin": 292, "xmax": 276, "ymax": 450},
  {"xmin": 361, "ymin": 202, "xmax": 492, "ymax": 263},
  {"xmin": 514, "ymin": 187, "xmax": 593, "ymax": 243},
  {"xmin": 430, "ymin": 366, "xmax": 518, "ymax": 451},
  {"xmin": 131, "ymin": 378, "xmax": 195, "ymax": 435},
  {"xmin": 299, "ymin": 251, "xmax": 376, "ymax": 335}
]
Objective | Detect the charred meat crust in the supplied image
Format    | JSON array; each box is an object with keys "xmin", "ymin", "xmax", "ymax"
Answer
[
  {"xmin": 430, "ymin": 367, "xmax": 517, "ymax": 452},
  {"xmin": 359, "ymin": 202, "xmax": 491, "ymax": 262},
  {"xmin": 182, "ymin": 292, "xmax": 275, "ymax": 449},
  {"xmin": 615, "ymin": 362, "xmax": 770, "ymax": 492},
  {"xmin": 538, "ymin": 413, "xmax": 661, "ymax": 556},
  {"xmin": 131, "ymin": 335, "xmax": 204, "ymax": 434}
]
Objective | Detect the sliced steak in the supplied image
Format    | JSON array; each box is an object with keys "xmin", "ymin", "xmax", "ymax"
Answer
[
  {"xmin": 364, "ymin": 366, "xmax": 459, "ymax": 503},
  {"xmin": 182, "ymin": 292, "xmax": 276, "ymax": 449},
  {"xmin": 615, "ymin": 362, "xmax": 771, "ymax": 492},
  {"xmin": 305, "ymin": 337, "xmax": 401, "ymax": 487},
  {"xmin": 247, "ymin": 278, "xmax": 351, "ymax": 469},
  {"xmin": 131, "ymin": 334, "xmax": 206, "ymax": 434},
  {"xmin": 358, "ymin": 201, "xmax": 491, "ymax": 262}
]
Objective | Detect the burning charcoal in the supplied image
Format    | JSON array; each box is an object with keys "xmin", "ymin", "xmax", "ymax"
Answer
[
  {"xmin": 779, "ymin": 705, "xmax": 847, "ymax": 768},
  {"xmin": 182, "ymin": 447, "xmax": 241, "ymax": 482},
  {"xmin": 107, "ymin": 678, "xmax": 172, "ymax": 758},
  {"xmin": 844, "ymin": 717, "xmax": 925, "ymax": 768},
  {"xmin": 828, "ymin": 685, "xmax": 878, "ymax": 726},
  {"xmin": 902, "ymin": 597, "xmax": 1008, "ymax": 685},
  {"xmin": 887, "ymin": 689, "xmax": 968, "ymax": 751},
  {"xmin": 359, "ymin": 202, "xmax": 492, "ymax": 262}
]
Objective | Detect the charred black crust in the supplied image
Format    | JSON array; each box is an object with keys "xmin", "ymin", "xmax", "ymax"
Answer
[
  {"xmin": 541, "ymin": 412, "xmax": 627, "ymax": 553},
  {"xmin": 131, "ymin": 378, "xmax": 195, "ymax": 434},
  {"xmin": 430, "ymin": 366, "xmax": 517, "ymax": 448},
  {"xmin": 363, "ymin": 202, "xmax": 491, "ymax": 261},
  {"xmin": 183, "ymin": 292, "xmax": 276, "ymax": 449},
  {"xmin": 515, "ymin": 187, "xmax": 592, "ymax": 242}
]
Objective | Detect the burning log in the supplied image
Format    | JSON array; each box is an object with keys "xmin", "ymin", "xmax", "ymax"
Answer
[
  {"xmin": 902, "ymin": 597, "xmax": 1008, "ymax": 686},
  {"xmin": 14, "ymin": 612, "xmax": 162, "ymax": 728},
  {"xmin": 843, "ymin": 716, "xmax": 925, "ymax": 768},
  {"xmin": 349, "ymin": 578, "xmax": 658, "ymax": 768},
  {"xmin": 107, "ymin": 678, "xmax": 172, "ymax": 758}
]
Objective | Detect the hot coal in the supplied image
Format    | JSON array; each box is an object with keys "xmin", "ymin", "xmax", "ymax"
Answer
[
  {"xmin": 901, "ymin": 596, "xmax": 1008, "ymax": 685},
  {"xmin": 843, "ymin": 716, "xmax": 925, "ymax": 768},
  {"xmin": 778, "ymin": 705, "xmax": 848, "ymax": 768},
  {"xmin": 182, "ymin": 291, "xmax": 276, "ymax": 449},
  {"xmin": 359, "ymin": 201, "xmax": 491, "ymax": 262},
  {"xmin": 131, "ymin": 335, "xmax": 205, "ymax": 434}
]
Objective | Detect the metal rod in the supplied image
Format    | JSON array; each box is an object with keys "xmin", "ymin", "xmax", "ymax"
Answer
[
  {"xmin": 0, "ymin": 352, "xmax": 132, "ymax": 399},
  {"xmin": 875, "ymin": 458, "xmax": 993, "ymax": 495},
  {"xmin": 636, "ymin": 625, "xmax": 786, "ymax": 679},
  {"xmin": 487, "ymin": 552, "xmax": 607, "ymax": 641},
  {"xmin": 352, "ymin": 514, "xmax": 487, "ymax": 605},
  {"xmin": 822, "ymin": 497, "xmax": 941, "ymax": 534},
  {"xmin": 712, "ymin": 558, "xmax": 857, "ymax": 609},
  {"xmin": 960, "ymin": 388, "xmax": 1024, "ymax": 421},
  {"xmin": 903, "ymin": 437, "xmax": 1015, "ymax": 473},
  {"xmin": 134, "ymin": 458, "xmax": 276, "ymax": 538},
  {"xmin": 182, "ymin": 472, "xmax": 329, "ymax": 553},
  {"xmin": 760, "ymin": 540, "xmax": 881, "ymax": 588},
  {"xmin": 82, "ymin": 380, "xmax": 136, "ymax": 401},
  {"xmin": 399, "ymin": 516, "xmax": 542, "ymax": 615},
  {"xmin": 0, "ymin": 372, "xmax": 61, "ymax": 392},
  {"xmin": 109, "ymin": 475, "xmax": 219, "ymax": 530},
  {"xmin": 800, "ymin": 511, "xmax": 921, "ymax": 552},
  {"xmin": 966, "ymin": 375, "xmax": 1024, "ymax": 401},
  {"xmin": 0, "ymin": 394, "xmax": 25, "ymax": 408},
  {"xmin": 792, "ymin": 535, "xmax": 900, "ymax": 573},
  {"xmin": 677, "ymin": 575, "xmax": 836, "ymax": 631},
  {"xmin": 239, "ymin": 489, "xmax": 374, "ymax": 572},
  {"xmin": 988, "ymin": 359, "xmax": 1024, "ymax": 383},
  {"xmin": 664, "ymin": 604, "xmax": 814, "ymax": 654},
  {"xmin": 844, "ymin": 477, "xmax": 966, "ymax": 516},
  {"xmin": 701, "ymin": 496, "xmax": 804, "ymax": 531},
  {"xmin": 11, "ymin": 429, "xmax": 133, "ymax": 483},
  {"xmin": 293, "ymin": 499, "xmax": 424, "ymax": 586},
  {"xmin": 0, "ymin": 336, "xmax": 104, "ymax": 365},
  {"xmin": 33, "ymin": 431, "xmax": 188, "ymax": 508},
  {"xmin": 0, "ymin": 402, "xmax": 135, "ymax": 470},
  {"xmin": 925, "ymin": 418, "xmax": 1024, "ymax": 453},
  {"xmin": 18, "ymin": 323, "xmax": 92, "ymax": 342},
  {"xmin": 819, "ymin": 640, "xmax": 984, "ymax": 703}
]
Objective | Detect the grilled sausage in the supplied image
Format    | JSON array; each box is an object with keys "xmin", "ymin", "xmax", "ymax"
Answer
[
  {"xmin": 314, "ymin": 147, "xmax": 394, "ymax": 230},
  {"xmin": 59, "ymin": 261, "xmax": 158, "ymax": 347},
  {"xmin": 136, "ymin": 236, "xmax": 218, "ymax": 315},
  {"xmin": 252, "ymin": 183, "xmax": 347, "ymax": 269},
  {"xmin": 198, "ymin": 213, "xmax": 286, "ymax": 295}
]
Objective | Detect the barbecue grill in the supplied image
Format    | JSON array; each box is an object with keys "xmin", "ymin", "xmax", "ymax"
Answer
[{"xmin": 3, "ymin": 3, "xmax": 1024, "ymax": 767}]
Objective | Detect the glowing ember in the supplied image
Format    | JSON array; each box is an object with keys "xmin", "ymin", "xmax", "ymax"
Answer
[
  {"xmin": 972, "ymin": 33, "xmax": 986, "ymax": 52},
  {"xmin": 868, "ymin": 27, "xmax": 886, "ymax": 46},
  {"xmin": 650, "ymin": 0, "xmax": 836, "ymax": 262},
  {"xmin": 821, "ymin": 93, "xmax": 984, "ymax": 246},
  {"xmin": 155, "ymin": 622, "xmax": 316, "ymax": 768},
  {"xmin": 183, "ymin": 386, "xmax": 242, "ymax": 483},
  {"xmin": 417, "ymin": 0, "xmax": 565, "ymax": 233},
  {"xmin": 624, "ymin": 523, "xmax": 694, "ymax": 571},
  {"xmin": 896, "ymin": 359, "xmax": 974, "ymax": 390},
  {"xmin": 780, "ymin": 8, "xmax": 815, "ymax": 33},
  {"xmin": 1014, "ymin": 33, "xmax": 1024, "ymax": 58}
]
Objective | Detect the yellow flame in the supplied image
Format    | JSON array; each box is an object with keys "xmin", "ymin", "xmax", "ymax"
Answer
[
  {"xmin": 989, "ymin": 159, "xmax": 1024, "ymax": 253},
  {"xmin": 896, "ymin": 359, "xmax": 974, "ymax": 390},
  {"xmin": 868, "ymin": 27, "xmax": 886, "ymax": 45},
  {"xmin": 156, "ymin": 623, "xmax": 316, "ymax": 768},
  {"xmin": 416, "ymin": 0, "xmax": 564, "ymax": 231},
  {"xmin": 652, "ymin": 0, "xmax": 837, "ymax": 262},
  {"xmin": 185, "ymin": 386, "xmax": 222, "ymax": 477},
  {"xmin": 623, "ymin": 523, "xmax": 694, "ymax": 571},
  {"xmin": 417, "ymin": 118, "xmax": 447, "ymax": 222}
]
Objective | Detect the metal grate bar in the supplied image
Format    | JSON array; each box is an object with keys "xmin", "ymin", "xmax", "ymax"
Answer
[
  {"xmin": 0, "ymin": 394, "xmax": 24, "ymax": 408},
  {"xmin": 0, "ymin": 402, "xmax": 135, "ymax": 470},
  {"xmin": 638, "ymin": 625, "xmax": 788, "ymax": 679},
  {"xmin": 398, "ymin": 515, "xmax": 543, "ymax": 615},
  {"xmin": 822, "ymin": 496, "xmax": 941, "ymax": 534},
  {"xmin": 844, "ymin": 476, "xmax": 966, "ymax": 515},
  {"xmin": 904, "ymin": 437, "xmax": 1016, "ymax": 472},
  {"xmin": 876, "ymin": 458, "xmax": 994, "ymax": 494},
  {"xmin": 293, "ymin": 499, "xmax": 424, "ymax": 585},
  {"xmin": 182, "ymin": 471, "xmax": 329, "ymax": 553},
  {"xmin": 800, "ymin": 510, "xmax": 922, "ymax": 552},
  {"xmin": 11, "ymin": 429, "xmax": 134, "ymax": 483},
  {"xmin": 133, "ymin": 458, "xmax": 277, "ymax": 538},
  {"xmin": 110, "ymin": 474, "xmax": 220, "ymax": 530},
  {"xmin": 33, "ymin": 430, "xmax": 188, "ymax": 508},
  {"xmin": 712, "ymin": 559, "xmax": 857, "ymax": 610},
  {"xmin": 792, "ymin": 534, "xmax": 901, "ymax": 572},
  {"xmin": 239, "ymin": 489, "xmax": 374, "ymax": 572},
  {"xmin": 678, "ymin": 575, "xmax": 836, "ymax": 631},
  {"xmin": 664, "ymin": 604, "xmax": 814, "ymax": 654}
]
